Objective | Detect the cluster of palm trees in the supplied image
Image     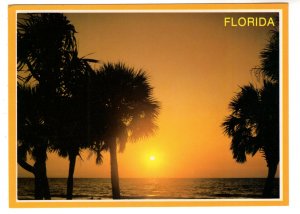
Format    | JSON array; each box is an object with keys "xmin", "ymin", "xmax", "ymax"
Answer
[
  {"xmin": 17, "ymin": 13, "xmax": 160, "ymax": 200},
  {"xmin": 17, "ymin": 13, "xmax": 280, "ymax": 200},
  {"xmin": 222, "ymin": 27, "xmax": 279, "ymax": 198}
]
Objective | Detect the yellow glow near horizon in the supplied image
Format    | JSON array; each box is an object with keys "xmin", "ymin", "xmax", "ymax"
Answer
[{"xmin": 149, "ymin": 155, "xmax": 156, "ymax": 161}]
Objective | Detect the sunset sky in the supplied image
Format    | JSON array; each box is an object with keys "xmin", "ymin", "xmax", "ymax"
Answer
[{"xmin": 18, "ymin": 12, "xmax": 279, "ymax": 178}]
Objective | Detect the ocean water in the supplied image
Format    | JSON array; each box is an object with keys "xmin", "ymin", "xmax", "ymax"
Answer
[{"xmin": 17, "ymin": 178, "xmax": 280, "ymax": 200}]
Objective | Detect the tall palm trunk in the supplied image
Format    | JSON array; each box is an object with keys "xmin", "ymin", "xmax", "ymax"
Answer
[
  {"xmin": 42, "ymin": 172, "xmax": 51, "ymax": 199},
  {"xmin": 109, "ymin": 140, "xmax": 121, "ymax": 199},
  {"xmin": 66, "ymin": 152, "xmax": 77, "ymax": 200},
  {"xmin": 34, "ymin": 161, "xmax": 51, "ymax": 199},
  {"xmin": 263, "ymin": 162, "xmax": 278, "ymax": 198},
  {"xmin": 33, "ymin": 162, "xmax": 43, "ymax": 200},
  {"xmin": 33, "ymin": 144, "xmax": 51, "ymax": 200}
]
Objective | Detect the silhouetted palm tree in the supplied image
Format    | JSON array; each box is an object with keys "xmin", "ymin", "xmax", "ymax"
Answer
[
  {"xmin": 17, "ymin": 13, "xmax": 101, "ymax": 200},
  {"xmin": 222, "ymin": 27, "xmax": 279, "ymax": 198},
  {"xmin": 17, "ymin": 13, "xmax": 96, "ymax": 200},
  {"xmin": 17, "ymin": 84, "xmax": 51, "ymax": 199},
  {"xmin": 89, "ymin": 63, "xmax": 160, "ymax": 199},
  {"xmin": 42, "ymin": 53, "xmax": 99, "ymax": 200},
  {"xmin": 17, "ymin": 13, "xmax": 76, "ymax": 200},
  {"xmin": 49, "ymin": 66, "xmax": 97, "ymax": 200}
]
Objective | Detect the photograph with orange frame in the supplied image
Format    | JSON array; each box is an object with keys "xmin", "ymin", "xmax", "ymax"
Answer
[{"xmin": 8, "ymin": 3, "xmax": 288, "ymax": 207}]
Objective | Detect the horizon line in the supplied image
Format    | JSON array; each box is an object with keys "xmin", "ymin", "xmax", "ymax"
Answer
[{"xmin": 17, "ymin": 177, "xmax": 280, "ymax": 179}]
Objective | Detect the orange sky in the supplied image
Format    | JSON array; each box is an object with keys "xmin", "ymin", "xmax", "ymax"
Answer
[{"xmin": 18, "ymin": 12, "xmax": 279, "ymax": 178}]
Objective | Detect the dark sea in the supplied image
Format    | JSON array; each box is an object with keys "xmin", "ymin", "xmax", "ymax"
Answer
[{"xmin": 18, "ymin": 178, "xmax": 280, "ymax": 200}]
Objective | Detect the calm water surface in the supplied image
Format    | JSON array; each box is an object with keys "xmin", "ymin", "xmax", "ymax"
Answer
[{"xmin": 18, "ymin": 178, "xmax": 279, "ymax": 200}]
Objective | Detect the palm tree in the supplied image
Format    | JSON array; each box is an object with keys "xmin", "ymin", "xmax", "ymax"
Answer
[
  {"xmin": 17, "ymin": 12, "xmax": 77, "ymax": 174},
  {"xmin": 89, "ymin": 63, "xmax": 160, "ymax": 199},
  {"xmin": 49, "ymin": 82, "xmax": 94, "ymax": 200},
  {"xmin": 222, "ymin": 27, "xmax": 279, "ymax": 198},
  {"xmin": 17, "ymin": 13, "xmax": 99, "ymax": 200},
  {"xmin": 222, "ymin": 82, "xmax": 279, "ymax": 197},
  {"xmin": 17, "ymin": 84, "xmax": 51, "ymax": 199},
  {"xmin": 43, "ymin": 55, "xmax": 99, "ymax": 200}
]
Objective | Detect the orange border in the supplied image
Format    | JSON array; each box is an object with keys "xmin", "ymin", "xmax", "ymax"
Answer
[{"xmin": 8, "ymin": 3, "xmax": 289, "ymax": 208}]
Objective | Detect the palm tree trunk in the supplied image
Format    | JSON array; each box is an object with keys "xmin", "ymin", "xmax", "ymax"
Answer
[
  {"xmin": 66, "ymin": 152, "xmax": 77, "ymax": 200},
  {"xmin": 263, "ymin": 162, "xmax": 278, "ymax": 198},
  {"xmin": 42, "ymin": 172, "xmax": 51, "ymax": 199},
  {"xmin": 109, "ymin": 140, "xmax": 121, "ymax": 199},
  {"xmin": 35, "ymin": 160, "xmax": 51, "ymax": 199},
  {"xmin": 34, "ymin": 161, "xmax": 44, "ymax": 200},
  {"xmin": 34, "ymin": 144, "xmax": 51, "ymax": 200}
]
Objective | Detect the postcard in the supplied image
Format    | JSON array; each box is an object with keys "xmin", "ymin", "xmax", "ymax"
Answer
[{"xmin": 8, "ymin": 3, "xmax": 288, "ymax": 208}]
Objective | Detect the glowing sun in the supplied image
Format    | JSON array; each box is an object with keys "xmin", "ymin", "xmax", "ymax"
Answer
[{"xmin": 149, "ymin": 155, "xmax": 156, "ymax": 161}]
